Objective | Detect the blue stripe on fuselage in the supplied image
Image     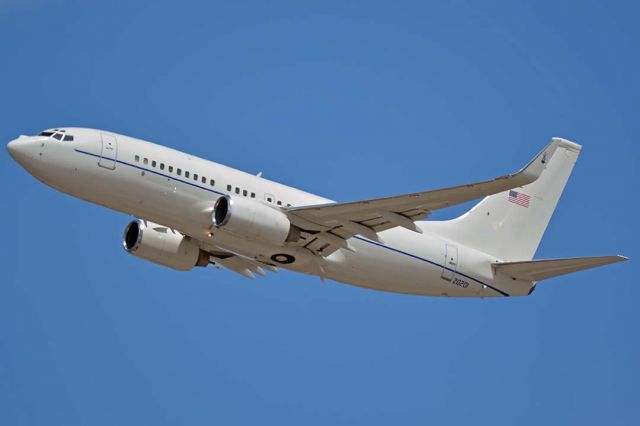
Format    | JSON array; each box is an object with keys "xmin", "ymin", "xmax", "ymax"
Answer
[
  {"xmin": 75, "ymin": 148, "xmax": 226, "ymax": 196},
  {"xmin": 353, "ymin": 237, "xmax": 509, "ymax": 297}
]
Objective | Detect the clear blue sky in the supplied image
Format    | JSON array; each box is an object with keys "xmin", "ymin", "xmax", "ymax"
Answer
[{"xmin": 1, "ymin": 1, "xmax": 638, "ymax": 425}]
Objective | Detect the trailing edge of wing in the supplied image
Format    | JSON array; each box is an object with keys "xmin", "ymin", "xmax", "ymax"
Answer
[
  {"xmin": 208, "ymin": 250, "xmax": 278, "ymax": 279},
  {"xmin": 493, "ymin": 255, "xmax": 628, "ymax": 282}
]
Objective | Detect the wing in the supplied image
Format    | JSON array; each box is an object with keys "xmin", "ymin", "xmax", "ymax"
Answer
[{"xmin": 285, "ymin": 138, "xmax": 577, "ymax": 256}]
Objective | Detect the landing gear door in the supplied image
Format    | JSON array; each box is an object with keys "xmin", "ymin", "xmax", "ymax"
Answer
[
  {"xmin": 99, "ymin": 133, "xmax": 118, "ymax": 170},
  {"xmin": 441, "ymin": 243, "xmax": 458, "ymax": 281}
]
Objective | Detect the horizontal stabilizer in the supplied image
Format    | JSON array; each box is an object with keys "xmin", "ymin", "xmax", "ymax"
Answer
[{"xmin": 493, "ymin": 256, "xmax": 628, "ymax": 281}]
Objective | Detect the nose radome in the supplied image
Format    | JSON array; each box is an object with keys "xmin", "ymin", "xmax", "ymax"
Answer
[
  {"xmin": 7, "ymin": 138, "xmax": 20, "ymax": 158},
  {"xmin": 7, "ymin": 136, "xmax": 33, "ymax": 164}
]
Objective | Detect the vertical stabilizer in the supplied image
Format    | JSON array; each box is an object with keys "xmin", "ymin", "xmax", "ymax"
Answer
[{"xmin": 426, "ymin": 138, "xmax": 581, "ymax": 261}]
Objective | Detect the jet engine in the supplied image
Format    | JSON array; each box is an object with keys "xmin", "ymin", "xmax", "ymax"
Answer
[
  {"xmin": 212, "ymin": 195, "xmax": 300, "ymax": 246},
  {"xmin": 123, "ymin": 219, "xmax": 210, "ymax": 271}
]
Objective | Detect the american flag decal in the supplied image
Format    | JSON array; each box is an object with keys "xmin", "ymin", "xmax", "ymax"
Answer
[{"xmin": 508, "ymin": 190, "xmax": 530, "ymax": 208}]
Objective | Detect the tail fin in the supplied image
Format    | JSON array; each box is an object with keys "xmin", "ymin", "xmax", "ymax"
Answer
[{"xmin": 428, "ymin": 138, "xmax": 582, "ymax": 261}]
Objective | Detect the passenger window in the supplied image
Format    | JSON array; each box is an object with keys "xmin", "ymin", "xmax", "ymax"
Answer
[
  {"xmin": 277, "ymin": 201, "xmax": 282, "ymax": 206},
  {"xmin": 193, "ymin": 174, "xmax": 198, "ymax": 181},
  {"xmin": 152, "ymin": 160, "xmax": 157, "ymax": 167},
  {"xmin": 177, "ymin": 168, "xmax": 181, "ymax": 175},
  {"xmin": 227, "ymin": 185, "xmax": 231, "ymax": 191},
  {"xmin": 53, "ymin": 133, "xmax": 63, "ymax": 140},
  {"xmin": 185, "ymin": 171, "xmax": 190, "ymax": 178},
  {"xmin": 267, "ymin": 197, "xmax": 272, "ymax": 203},
  {"xmin": 251, "ymin": 192, "xmax": 255, "ymax": 198},
  {"xmin": 210, "ymin": 179, "xmax": 215, "ymax": 186},
  {"xmin": 160, "ymin": 163, "xmax": 165, "ymax": 170},
  {"xmin": 144, "ymin": 158, "xmax": 148, "ymax": 165},
  {"xmin": 168, "ymin": 166, "xmax": 173, "ymax": 173},
  {"xmin": 63, "ymin": 135, "xmax": 74, "ymax": 141},
  {"xmin": 235, "ymin": 187, "xmax": 240, "ymax": 194},
  {"xmin": 243, "ymin": 189, "xmax": 247, "ymax": 196},
  {"xmin": 135, "ymin": 155, "xmax": 140, "ymax": 162},
  {"xmin": 201, "ymin": 176, "xmax": 206, "ymax": 183}
]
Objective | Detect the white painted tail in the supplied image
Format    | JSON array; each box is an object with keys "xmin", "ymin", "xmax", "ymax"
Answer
[{"xmin": 427, "ymin": 138, "xmax": 582, "ymax": 261}]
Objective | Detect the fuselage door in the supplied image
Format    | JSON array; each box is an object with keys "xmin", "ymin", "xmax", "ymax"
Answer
[
  {"xmin": 99, "ymin": 133, "xmax": 118, "ymax": 170},
  {"xmin": 441, "ymin": 243, "xmax": 458, "ymax": 281}
]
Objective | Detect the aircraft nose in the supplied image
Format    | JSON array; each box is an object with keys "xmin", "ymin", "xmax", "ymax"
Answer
[
  {"xmin": 7, "ymin": 136, "xmax": 33, "ymax": 165},
  {"xmin": 7, "ymin": 138, "xmax": 20, "ymax": 158}
]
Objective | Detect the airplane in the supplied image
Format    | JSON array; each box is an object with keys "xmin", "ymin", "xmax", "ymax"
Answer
[{"xmin": 7, "ymin": 128, "xmax": 627, "ymax": 297}]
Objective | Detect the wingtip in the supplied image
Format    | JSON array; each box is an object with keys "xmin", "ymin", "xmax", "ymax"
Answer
[
  {"xmin": 551, "ymin": 137, "xmax": 582, "ymax": 152},
  {"xmin": 518, "ymin": 137, "xmax": 582, "ymax": 181}
]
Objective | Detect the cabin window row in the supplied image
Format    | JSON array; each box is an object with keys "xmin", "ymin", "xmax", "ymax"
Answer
[
  {"xmin": 134, "ymin": 155, "xmax": 216, "ymax": 187},
  {"xmin": 226, "ymin": 184, "xmax": 256, "ymax": 199},
  {"xmin": 133, "ymin": 154, "xmax": 289, "ymax": 206}
]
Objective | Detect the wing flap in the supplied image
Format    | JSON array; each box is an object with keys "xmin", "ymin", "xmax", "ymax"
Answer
[
  {"xmin": 207, "ymin": 247, "xmax": 278, "ymax": 279},
  {"xmin": 493, "ymin": 255, "xmax": 628, "ymax": 281}
]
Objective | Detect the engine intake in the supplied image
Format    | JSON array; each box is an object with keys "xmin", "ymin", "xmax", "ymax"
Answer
[
  {"xmin": 213, "ymin": 196, "xmax": 232, "ymax": 227},
  {"xmin": 123, "ymin": 219, "xmax": 209, "ymax": 271},
  {"xmin": 212, "ymin": 195, "xmax": 299, "ymax": 246}
]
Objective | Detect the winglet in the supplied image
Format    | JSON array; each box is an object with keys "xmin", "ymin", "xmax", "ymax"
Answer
[{"xmin": 510, "ymin": 137, "xmax": 583, "ymax": 186}]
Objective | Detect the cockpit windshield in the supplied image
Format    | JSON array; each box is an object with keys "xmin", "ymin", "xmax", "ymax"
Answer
[{"xmin": 39, "ymin": 128, "xmax": 74, "ymax": 141}]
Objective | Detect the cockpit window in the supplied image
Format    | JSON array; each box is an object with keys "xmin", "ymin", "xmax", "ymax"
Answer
[{"xmin": 39, "ymin": 129, "xmax": 74, "ymax": 141}]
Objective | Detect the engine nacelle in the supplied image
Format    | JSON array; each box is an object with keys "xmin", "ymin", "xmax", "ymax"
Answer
[
  {"xmin": 123, "ymin": 219, "xmax": 210, "ymax": 271},
  {"xmin": 212, "ymin": 195, "xmax": 299, "ymax": 246}
]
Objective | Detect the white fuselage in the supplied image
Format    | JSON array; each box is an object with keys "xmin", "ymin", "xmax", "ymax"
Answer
[{"xmin": 8, "ymin": 128, "xmax": 533, "ymax": 297}]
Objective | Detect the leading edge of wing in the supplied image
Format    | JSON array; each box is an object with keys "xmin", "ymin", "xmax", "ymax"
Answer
[{"xmin": 287, "ymin": 137, "xmax": 582, "ymax": 217}]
